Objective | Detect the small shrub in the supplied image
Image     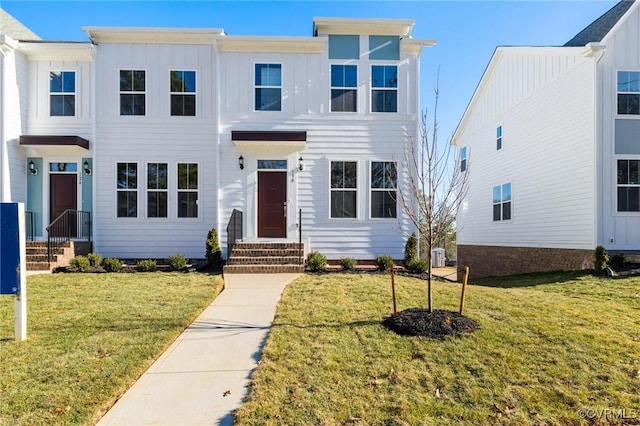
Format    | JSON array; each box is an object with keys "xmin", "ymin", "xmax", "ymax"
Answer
[
  {"xmin": 610, "ymin": 253, "xmax": 626, "ymax": 270},
  {"xmin": 69, "ymin": 255, "xmax": 90, "ymax": 272},
  {"xmin": 307, "ymin": 251, "xmax": 327, "ymax": 272},
  {"xmin": 406, "ymin": 259, "xmax": 429, "ymax": 274},
  {"xmin": 167, "ymin": 253, "xmax": 187, "ymax": 271},
  {"xmin": 206, "ymin": 228, "xmax": 223, "ymax": 269},
  {"xmin": 376, "ymin": 254, "xmax": 394, "ymax": 272},
  {"xmin": 594, "ymin": 245, "xmax": 609, "ymax": 274},
  {"xmin": 136, "ymin": 259, "xmax": 157, "ymax": 272},
  {"xmin": 340, "ymin": 257, "xmax": 357, "ymax": 271},
  {"xmin": 102, "ymin": 257, "xmax": 123, "ymax": 273},
  {"xmin": 404, "ymin": 233, "xmax": 418, "ymax": 265},
  {"xmin": 86, "ymin": 252, "xmax": 103, "ymax": 267}
]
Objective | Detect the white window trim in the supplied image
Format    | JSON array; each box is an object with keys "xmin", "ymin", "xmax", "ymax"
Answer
[
  {"xmin": 115, "ymin": 161, "xmax": 139, "ymax": 219},
  {"xmin": 616, "ymin": 69, "xmax": 640, "ymax": 118},
  {"xmin": 146, "ymin": 161, "xmax": 169, "ymax": 219},
  {"xmin": 118, "ymin": 68, "xmax": 147, "ymax": 117},
  {"xmin": 169, "ymin": 69, "xmax": 198, "ymax": 117},
  {"xmin": 49, "ymin": 69, "xmax": 77, "ymax": 118},
  {"xmin": 328, "ymin": 159, "xmax": 359, "ymax": 220},
  {"xmin": 614, "ymin": 157, "xmax": 640, "ymax": 215},
  {"xmin": 330, "ymin": 63, "xmax": 358, "ymax": 113},
  {"xmin": 370, "ymin": 64, "xmax": 398, "ymax": 114},
  {"xmin": 177, "ymin": 162, "xmax": 200, "ymax": 219},
  {"xmin": 369, "ymin": 160, "xmax": 398, "ymax": 220},
  {"xmin": 253, "ymin": 62, "xmax": 283, "ymax": 112}
]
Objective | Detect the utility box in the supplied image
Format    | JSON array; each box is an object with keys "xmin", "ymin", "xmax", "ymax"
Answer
[{"xmin": 431, "ymin": 248, "xmax": 445, "ymax": 268}]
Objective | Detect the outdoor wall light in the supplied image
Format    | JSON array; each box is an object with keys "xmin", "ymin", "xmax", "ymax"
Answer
[
  {"xmin": 298, "ymin": 156, "xmax": 304, "ymax": 171},
  {"xmin": 238, "ymin": 155, "xmax": 244, "ymax": 170},
  {"xmin": 28, "ymin": 160, "xmax": 38, "ymax": 175},
  {"xmin": 83, "ymin": 160, "xmax": 92, "ymax": 175}
]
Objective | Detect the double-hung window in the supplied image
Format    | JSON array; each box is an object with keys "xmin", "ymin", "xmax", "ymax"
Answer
[
  {"xmin": 493, "ymin": 183, "xmax": 512, "ymax": 221},
  {"xmin": 496, "ymin": 126, "xmax": 503, "ymax": 150},
  {"xmin": 371, "ymin": 65, "xmax": 397, "ymax": 113},
  {"xmin": 120, "ymin": 70, "xmax": 146, "ymax": 115},
  {"xmin": 178, "ymin": 163, "xmax": 198, "ymax": 218},
  {"xmin": 617, "ymin": 160, "xmax": 640, "ymax": 211},
  {"xmin": 117, "ymin": 163, "xmax": 138, "ymax": 217},
  {"xmin": 460, "ymin": 147, "xmax": 468, "ymax": 172},
  {"xmin": 147, "ymin": 163, "xmax": 168, "ymax": 218},
  {"xmin": 50, "ymin": 71, "xmax": 75, "ymax": 116},
  {"xmin": 371, "ymin": 161, "xmax": 397, "ymax": 218},
  {"xmin": 255, "ymin": 64, "xmax": 281, "ymax": 111},
  {"xmin": 170, "ymin": 70, "xmax": 196, "ymax": 116},
  {"xmin": 330, "ymin": 161, "xmax": 357, "ymax": 218},
  {"xmin": 618, "ymin": 71, "xmax": 640, "ymax": 115},
  {"xmin": 331, "ymin": 65, "xmax": 357, "ymax": 112}
]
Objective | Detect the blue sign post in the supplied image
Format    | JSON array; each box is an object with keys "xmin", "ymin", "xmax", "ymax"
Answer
[{"xmin": 0, "ymin": 202, "xmax": 27, "ymax": 341}]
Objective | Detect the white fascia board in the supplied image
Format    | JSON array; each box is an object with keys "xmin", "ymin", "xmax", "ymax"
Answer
[
  {"xmin": 82, "ymin": 27, "xmax": 225, "ymax": 44},
  {"xmin": 17, "ymin": 41, "xmax": 94, "ymax": 61},
  {"xmin": 313, "ymin": 17, "xmax": 415, "ymax": 37},
  {"xmin": 216, "ymin": 36, "xmax": 325, "ymax": 53},
  {"xmin": 401, "ymin": 38, "xmax": 436, "ymax": 56}
]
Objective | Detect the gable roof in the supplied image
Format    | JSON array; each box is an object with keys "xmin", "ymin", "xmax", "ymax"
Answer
[
  {"xmin": 0, "ymin": 9, "xmax": 40, "ymax": 41},
  {"xmin": 564, "ymin": 0, "xmax": 635, "ymax": 46}
]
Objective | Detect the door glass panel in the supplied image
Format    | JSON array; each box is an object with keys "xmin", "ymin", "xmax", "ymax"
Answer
[
  {"xmin": 257, "ymin": 160, "xmax": 287, "ymax": 170},
  {"xmin": 49, "ymin": 162, "xmax": 78, "ymax": 172}
]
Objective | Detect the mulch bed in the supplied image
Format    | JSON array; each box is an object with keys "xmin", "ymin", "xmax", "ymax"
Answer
[{"xmin": 382, "ymin": 308, "xmax": 480, "ymax": 339}]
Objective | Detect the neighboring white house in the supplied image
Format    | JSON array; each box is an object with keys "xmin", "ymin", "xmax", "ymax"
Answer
[
  {"xmin": 453, "ymin": 0, "xmax": 639, "ymax": 277},
  {"xmin": 0, "ymin": 10, "xmax": 435, "ymax": 262}
]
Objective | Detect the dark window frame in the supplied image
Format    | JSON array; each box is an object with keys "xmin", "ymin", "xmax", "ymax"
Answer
[
  {"xmin": 170, "ymin": 70, "xmax": 196, "ymax": 116},
  {"xmin": 254, "ymin": 63, "xmax": 282, "ymax": 112},
  {"xmin": 120, "ymin": 69, "xmax": 146, "ymax": 116},
  {"xmin": 49, "ymin": 70, "xmax": 76, "ymax": 117},
  {"xmin": 177, "ymin": 163, "xmax": 198, "ymax": 218},
  {"xmin": 370, "ymin": 161, "xmax": 397, "ymax": 219},
  {"xmin": 116, "ymin": 162, "xmax": 138, "ymax": 218},
  {"xmin": 492, "ymin": 183, "xmax": 512, "ymax": 222},
  {"xmin": 330, "ymin": 64, "xmax": 357, "ymax": 113},
  {"xmin": 330, "ymin": 161, "xmax": 358, "ymax": 219}
]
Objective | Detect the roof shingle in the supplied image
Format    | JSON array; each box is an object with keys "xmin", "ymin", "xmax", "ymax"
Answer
[{"xmin": 564, "ymin": 0, "xmax": 635, "ymax": 46}]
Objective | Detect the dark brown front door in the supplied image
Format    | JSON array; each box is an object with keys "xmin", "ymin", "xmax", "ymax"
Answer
[
  {"xmin": 258, "ymin": 171, "xmax": 287, "ymax": 238},
  {"xmin": 50, "ymin": 174, "xmax": 77, "ymax": 231}
]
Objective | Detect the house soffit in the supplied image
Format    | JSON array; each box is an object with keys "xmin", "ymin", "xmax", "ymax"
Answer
[{"xmin": 18, "ymin": 41, "xmax": 93, "ymax": 61}]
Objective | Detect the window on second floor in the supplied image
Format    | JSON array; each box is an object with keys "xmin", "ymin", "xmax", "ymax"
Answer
[
  {"xmin": 331, "ymin": 65, "xmax": 357, "ymax": 112},
  {"xmin": 50, "ymin": 71, "xmax": 75, "ymax": 116},
  {"xmin": 460, "ymin": 147, "xmax": 467, "ymax": 172},
  {"xmin": 371, "ymin": 65, "xmax": 397, "ymax": 113},
  {"xmin": 120, "ymin": 70, "xmax": 146, "ymax": 116},
  {"xmin": 617, "ymin": 159, "xmax": 640, "ymax": 212},
  {"xmin": 170, "ymin": 71, "xmax": 196, "ymax": 116},
  {"xmin": 255, "ymin": 64, "xmax": 281, "ymax": 111},
  {"xmin": 371, "ymin": 161, "xmax": 397, "ymax": 218},
  {"xmin": 618, "ymin": 71, "xmax": 640, "ymax": 115},
  {"xmin": 493, "ymin": 183, "xmax": 512, "ymax": 221},
  {"xmin": 497, "ymin": 126, "xmax": 503, "ymax": 150},
  {"xmin": 330, "ymin": 161, "xmax": 357, "ymax": 218}
]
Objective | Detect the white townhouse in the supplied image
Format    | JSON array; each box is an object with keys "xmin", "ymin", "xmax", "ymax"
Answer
[
  {"xmin": 453, "ymin": 0, "xmax": 640, "ymax": 278},
  {"xmin": 0, "ymin": 10, "xmax": 435, "ymax": 269}
]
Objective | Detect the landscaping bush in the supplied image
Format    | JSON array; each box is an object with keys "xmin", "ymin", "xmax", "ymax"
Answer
[
  {"xmin": 136, "ymin": 259, "xmax": 157, "ymax": 272},
  {"xmin": 69, "ymin": 255, "xmax": 90, "ymax": 273},
  {"xmin": 206, "ymin": 227, "xmax": 223, "ymax": 269},
  {"xmin": 610, "ymin": 253, "xmax": 626, "ymax": 270},
  {"xmin": 86, "ymin": 252, "xmax": 103, "ymax": 267},
  {"xmin": 404, "ymin": 233, "xmax": 418, "ymax": 265},
  {"xmin": 376, "ymin": 254, "xmax": 394, "ymax": 272},
  {"xmin": 406, "ymin": 259, "xmax": 429, "ymax": 274},
  {"xmin": 102, "ymin": 257, "xmax": 124, "ymax": 273},
  {"xmin": 167, "ymin": 253, "xmax": 187, "ymax": 271},
  {"xmin": 340, "ymin": 257, "xmax": 357, "ymax": 271},
  {"xmin": 307, "ymin": 251, "xmax": 327, "ymax": 272},
  {"xmin": 595, "ymin": 245, "xmax": 609, "ymax": 274}
]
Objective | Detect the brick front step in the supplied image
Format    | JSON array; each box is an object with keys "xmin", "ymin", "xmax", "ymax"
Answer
[
  {"xmin": 229, "ymin": 249, "xmax": 302, "ymax": 257},
  {"xmin": 226, "ymin": 256, "xmax": 302, "ymax": 265},
  {"xmin": 223, "ymin": 264, "xmax": 305, "ymax": 274},
  {"xmin": 27, "ymin": 262, "xmax": 52, "ymax": 271}
]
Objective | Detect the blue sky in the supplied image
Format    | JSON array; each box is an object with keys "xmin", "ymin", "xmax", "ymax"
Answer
[{"xmin": 2, "ymin": 0, "xmax": 618, "ymax": 139}]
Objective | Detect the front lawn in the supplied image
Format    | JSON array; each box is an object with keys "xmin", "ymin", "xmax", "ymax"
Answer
[
  {"xmin": 235, "ymin": 272, "xmax": 640, "ymax": 425},
  {"xmin": 0, "ymin": 272, "xmax": 222, "ymax": 425}
]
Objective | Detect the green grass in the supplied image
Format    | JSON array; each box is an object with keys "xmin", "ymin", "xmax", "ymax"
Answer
[
  {"xmin": 235, "ymin": 272, "xmax": 640, "ymax": 425},
  {"xmin": 0, "ymin": 272, "xmax": 222, "ymax": 425}
]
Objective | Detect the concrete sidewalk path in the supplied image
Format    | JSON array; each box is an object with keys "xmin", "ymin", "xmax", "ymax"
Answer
[{"xmin": 97, "ymin": 273, "xmax": 300, "ymax": 426}]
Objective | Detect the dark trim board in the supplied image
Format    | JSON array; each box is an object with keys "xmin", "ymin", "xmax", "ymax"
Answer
[
  {"xmin": 231, "ymin": 131, "xmax": 307, "ymax": 142},
  {"xmin": 20, "ymin": 135, "xmax": 90, "ymax": 150}
]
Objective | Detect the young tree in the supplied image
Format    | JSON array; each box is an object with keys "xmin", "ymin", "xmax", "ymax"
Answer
[{"xmin": 397, "ymin": 84, "xmax": 469, "ymax": 312}]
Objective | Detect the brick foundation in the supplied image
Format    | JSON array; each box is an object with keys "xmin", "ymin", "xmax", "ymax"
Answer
[{"xmin": 457, "ymin": 245, "xmax": 594, "ymax": 279}]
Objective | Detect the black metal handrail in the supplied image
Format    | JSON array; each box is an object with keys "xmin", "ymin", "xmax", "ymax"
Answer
[
  {"xmin": 226, "ymin": 209, "xmax": 243, "ymax": 257},
  {"xmin": 46, "ymin": 210, "xmax": 91, "ymax": 263},
  {"xmin": 298, "ymin": 208, "xmax": 303, "ymax": 265},
  {"xmin": 25, "ymin": 211, "xmax": 35, "ymax": 241}
]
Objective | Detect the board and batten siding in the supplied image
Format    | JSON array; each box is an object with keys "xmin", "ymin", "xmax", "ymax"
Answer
[
  {"xmin": 597, "ymin": 3, "xmax": 640, "ymax": 250},
  {"xmin": 92, "ymin": 42, "xmax": 218, "ymax": 259},
  {"xmin": 456, "ymin": 48, "xmax": 597, "ymax": 250}
]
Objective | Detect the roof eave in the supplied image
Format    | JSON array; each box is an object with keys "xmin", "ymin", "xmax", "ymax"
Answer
[
  {"xmin": 82, "ymin": 26, "xmax": 226, "ymax": 44},
  {"xmin": 313, "ymin": 17, "xmax": 415, "ymax": 37}
]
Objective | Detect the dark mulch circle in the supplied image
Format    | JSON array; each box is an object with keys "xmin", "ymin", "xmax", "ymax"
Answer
[{"xmin": 382, "ymin": 308, "xmax": 480, "ymax": 339}]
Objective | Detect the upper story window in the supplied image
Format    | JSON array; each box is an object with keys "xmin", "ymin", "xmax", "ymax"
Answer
[
  {"xmin": 170, "ymin": 71, "xmax": 196, "ymax": 116},
  {"xmin": 617, "ymin": 159, "xmax": 640, "ymax": 212},
  {"xmin": 369, "ymin": 36, "xmax": 400, "ymax": 61},
  {"xmin": 493, "ymin": 183, "xmax": 512, "ymax": 221},
  {"xmin": 618, "ymin": 71, "xmax": 640, "ymax": 115},
  {"xmin": 328, "ymin": 35, "xmax": 359, "ymax": 60},
  {"xmin": 331, "ymin": 65, "xmax": 357, "ymax": 112},
  {"xmin": 147, "ymin": 163, "xmax": 168, "ymax": 218},
  {"xmin": 49, "ymin": 71, "xmax": 75, "ymax": 116},
  {"xmin": 371, "ymin": 161, "xmax": 397, "ymax": 218},
  {"xmin": 178, "ymin": 163, "xmax": 198, "ymax": 218},
  {"xmin": 460, "ymin": 147, "xmax": 467, "ymax": 172},
  {"xmin": 120, "ymin": 70, "xmax": 146, "ymax": 116},
  {"xmin": 255, "ymin": 64, "xmax": 281, "ymax": 111},
  {"xmin": 371, "ymin": 65, "xmax": 397, "ymax": 113},
  {"xmin": 496, "ymin": 126, "xmax": 503, "ymax": 150},
  {"xmin": 117, "ymin": 162, "xmax": 138, "ymax": 218},
  {"xmin": 330, "ymin": 161, "xmax": 357, "ymax": 218}
]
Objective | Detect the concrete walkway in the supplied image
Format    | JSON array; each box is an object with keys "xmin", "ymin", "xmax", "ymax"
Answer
[{"xmin": 97, "ymin": 273, "xmax": 300, "ymax": 426}]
